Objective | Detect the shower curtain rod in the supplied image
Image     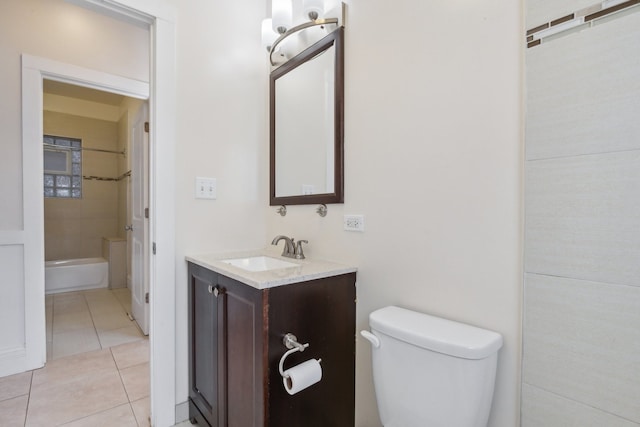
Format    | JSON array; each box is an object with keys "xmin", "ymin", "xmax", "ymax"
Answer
[
  {"xmin": 43, "ymin": 142, "xmax": 125, "ymax": 156},
  {"xmin": 83, "ymin": 170, "xmax": 131, "ymax": 182}
]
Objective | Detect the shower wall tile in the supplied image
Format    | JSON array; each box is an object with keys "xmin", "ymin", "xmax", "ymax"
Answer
[
  {"xmin": 44, "ymin": 199, "xmax": 83, "ymax": 220},
  {"xmin": 83, "ymin": 198, "xmax": 119, "ymax": 220},
  {"xmin": 526, "ymin": 0, "xmax": 595, "ymax": 28},
  {"xmin": 79, "ymin": 219, "xmax": 118, "ymax": 238},
  {"xmin": 44, "ymin": 111, "xmax": 122, "ymax": 261},
  {"xmin": 526, "ymin": 10, "xmax": 640, "ymax": 161},
  {"xmin": 525, "ymin": 150, "xmax": 640, "ymax": 287},
  {"xmin": 44, "ymin": 219, "xmax": 83, "ymax": 238},
  {"xmin": 521, "ymin": 384, "xmax": 640, "ymax": 427},
  {"xmin": 45, "ymin": 237, "xmax": 84, "ymax": 261},
  {"xmin": 523, "ymin": 273, "xmax": 640, "ymax": 422},
  {"xmin": 83, "ymin": 181, "xmax": 118, "ymax": 201},
  {"xmin": 84, "ymin": 151, "xmax": 118, "ymax": 177}
]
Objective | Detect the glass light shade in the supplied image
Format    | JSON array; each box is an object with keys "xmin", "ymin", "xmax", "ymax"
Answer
[
  {"xmin": 272, "ymin": 0, "xmax": 292, "ymax": 34},
  {"xmin": 303, "ymin": 0, "xmax": 324, "ymax": 20},
  {"xmin": 261, "ymin": 18, "xmax": 278, "ymax": 50}
]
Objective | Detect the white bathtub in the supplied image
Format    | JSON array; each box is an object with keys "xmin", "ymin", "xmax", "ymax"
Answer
[{"xmin": 45, "ymin": 257, "xmax": 109, "ymax": 294}]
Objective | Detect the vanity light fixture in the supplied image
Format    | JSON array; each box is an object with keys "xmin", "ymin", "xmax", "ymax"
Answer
[{"xmin": 261, "ymin": 0, "xmax": 345, "ymax": 66}]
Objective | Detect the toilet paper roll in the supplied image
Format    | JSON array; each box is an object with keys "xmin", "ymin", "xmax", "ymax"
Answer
[{"xmin": 282, "ymin": 359, "xmax": 322, "ymax": 395}]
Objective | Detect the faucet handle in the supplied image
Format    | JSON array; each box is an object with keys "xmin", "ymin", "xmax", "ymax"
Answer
[{"xmin": 295, "ymin": 240, "xmax": 308, "ymax": 259}]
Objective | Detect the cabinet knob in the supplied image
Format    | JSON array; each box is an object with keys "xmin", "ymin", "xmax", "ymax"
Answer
[{"xmin": 208, "ymin": 285, "xmax": 220, "ymax": 297}]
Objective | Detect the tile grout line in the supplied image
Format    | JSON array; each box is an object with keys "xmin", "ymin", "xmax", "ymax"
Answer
[
  {"xmin": 523, "ymin": 382, "xmax": 640, "ymax": 424},
  {"xmin": 23, "ymin": 371, "xmax": 34, "ymax": 427},
  {"xmin": 85, "ymin": 292, "xmax": 105, "ymax": 350},
  {"xmin": 111, "ymin": 347, "xmax": 143, "ymax": 427}
]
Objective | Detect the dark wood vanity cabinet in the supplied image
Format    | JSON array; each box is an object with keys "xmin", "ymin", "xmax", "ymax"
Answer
[{"xmin": 188, "ymin": 262, "xmax": 356, "ymax": 427}]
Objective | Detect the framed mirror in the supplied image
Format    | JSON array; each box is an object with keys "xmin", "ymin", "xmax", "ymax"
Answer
[{"xmin": 270, "ymin": 27, "xmax": 344, "ymax": 206}]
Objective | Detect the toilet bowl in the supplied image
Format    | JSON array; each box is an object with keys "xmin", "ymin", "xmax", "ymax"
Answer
[{"xmin": 361, "ymin": 306, "xmax": 503, "ymax": 427}]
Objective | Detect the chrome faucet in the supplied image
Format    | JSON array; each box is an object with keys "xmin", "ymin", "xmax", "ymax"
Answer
[
  {"xmin": 271, "ymin": 235, "xmax": 308, "ymax": 259},
  {"xmin": 271, "ymin": 235, "xmax": 295, "ymax": 258}
]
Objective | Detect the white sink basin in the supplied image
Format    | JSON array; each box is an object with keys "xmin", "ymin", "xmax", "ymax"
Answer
[{"xmin": 220, "ymin": 256, "xmax": 298, "ymax": 272}]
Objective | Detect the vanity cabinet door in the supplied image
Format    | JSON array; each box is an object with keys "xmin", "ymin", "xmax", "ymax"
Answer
[
  {"xmin": 188, "ymin": 264, "xmax": 223, "ymax": 427},
  {"xmin": 217, "ymin": 274, "xmax": 265, "ymax": 427}
]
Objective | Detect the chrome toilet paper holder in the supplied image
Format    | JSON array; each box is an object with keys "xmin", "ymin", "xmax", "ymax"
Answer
[
  {"xmin": 283, "ymin": 333, "xmax": 307, "ymax": 352},
  {"xmin": 278, "ymin": 332, "xmax": 323, "ymax": 395},
  {"xmin": 279, "ymin": 333, "xmax": 309, "ymax": 377},
  {"xmin": 279, "ymin": 333, "xmax": 322, "ymax": 377}
]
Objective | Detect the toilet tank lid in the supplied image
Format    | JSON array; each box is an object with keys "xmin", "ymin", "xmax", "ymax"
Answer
[{"xmin": 369, "ymin": 306, "xmax": 503, "ymax": 360}]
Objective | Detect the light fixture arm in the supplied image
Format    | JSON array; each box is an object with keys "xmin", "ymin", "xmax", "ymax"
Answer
[{"xmin": 269, "ymin": 17, "xmax": 339, "ymax": 66}]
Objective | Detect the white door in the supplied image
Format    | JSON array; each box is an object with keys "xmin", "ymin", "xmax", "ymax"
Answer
[
  {"xmin": 131, "ymin": 103, "xmax": 149, "ymax": 335},
  {"xmin": 0, "ymin": 59, "xmax": 50, "ymax": 377}
]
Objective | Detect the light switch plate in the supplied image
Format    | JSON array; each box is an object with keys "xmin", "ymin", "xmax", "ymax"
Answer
[{"xmin": 195, "ymin": 177, "xmax": 216, "ymax": 199}]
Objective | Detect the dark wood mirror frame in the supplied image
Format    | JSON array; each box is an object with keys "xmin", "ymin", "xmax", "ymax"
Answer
[{"xmin": 270, "ymin": 27, "xmax": 344, "ymax": 206}]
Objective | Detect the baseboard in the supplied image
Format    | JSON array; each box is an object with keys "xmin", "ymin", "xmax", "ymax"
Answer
[{"xmin": 175, "ymin": 401, "xmax": 189, "ymax": 424}]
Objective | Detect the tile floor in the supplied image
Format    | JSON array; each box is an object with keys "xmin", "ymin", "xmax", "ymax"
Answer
[
  {"xmin": 46, "ymin": 288, "xmax": 144, "ymax": 361},
  {"xmin": 0, "ymin": 289, "xmax": 154, "ymax": 426}
]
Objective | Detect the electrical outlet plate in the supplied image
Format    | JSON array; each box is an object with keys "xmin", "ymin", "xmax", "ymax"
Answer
[
  {"xmin": 195, "ymin": 177, "xmax": 217, "ymax": 199},
  {"xmin": 344, "ymin": 214, "xmax": 365, "ymax": 232}
]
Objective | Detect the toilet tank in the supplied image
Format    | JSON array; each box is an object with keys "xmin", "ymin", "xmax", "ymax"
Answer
[{"xmin": 367, "ymin": 306, "xmax": 503, "ymax": 427}]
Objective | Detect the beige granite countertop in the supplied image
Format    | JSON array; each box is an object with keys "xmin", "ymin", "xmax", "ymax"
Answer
[{"xmin": 186, "ymin": 247, "xmax": 356, "ymax": 290}]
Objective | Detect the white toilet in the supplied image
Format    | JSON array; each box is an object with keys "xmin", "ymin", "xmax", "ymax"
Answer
[{"xmin": 361, "ymin": 306, "xmax": 503, "ymax": 427}]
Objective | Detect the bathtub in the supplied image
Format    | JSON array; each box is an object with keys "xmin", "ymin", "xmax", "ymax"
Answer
[{"xmin": 45, "ymin": 257, "xmax": 109, "ymax": 294}]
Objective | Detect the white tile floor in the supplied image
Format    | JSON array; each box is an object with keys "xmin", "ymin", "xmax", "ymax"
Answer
[
  {"xmin": 0, "ymin": 289, "xmax": 189, "ymax": 426},
  {"xmin": 47, "ymin": 288, "xmax": 144, "ymax": 360}
]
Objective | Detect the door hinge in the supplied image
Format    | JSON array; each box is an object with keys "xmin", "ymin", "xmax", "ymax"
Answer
[
  {"xmin": 145, "ymin": 292, "xmax": 149, "ymax": 303},
  {"xmin": 144, "ymin": 121, "xmax": 149, "ymax": 133},
  {"xmin": 144, "ymin": 207, "xmax": 149, "ymax": 219},
  {"xmin": 152, "ymin": 242, "xmax": 156, "ymax": 255}
]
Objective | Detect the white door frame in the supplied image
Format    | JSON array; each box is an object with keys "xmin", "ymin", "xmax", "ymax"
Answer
[{"xmin": 22, "ymin": 2, "xmax": 177, "ymax": 426}]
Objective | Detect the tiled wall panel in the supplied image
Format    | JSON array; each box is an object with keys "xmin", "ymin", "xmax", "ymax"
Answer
[
  {"xmin": 526, "ymin": 11, "xmax": 640, "ymax": 161},
  {"xmin": 526, "ymin": 0, "xmax": 595, "ymax": 28},
  {"xmin": 521, "ymin": 384, "xmax": 640, "ymax": 427},
  {"xmin": 523, "ymin": 273, "xmax": 640, "ymax": 423},
  {"xmin": 525, "ymin": 150, "xmax": 640, "ymax": 286},
  {"xmin": 44, "ymin": 111, "xmax": 120, "ymax": 261},
  {"xmin": 525, "ymin": 2, "xmax": 640, "ymax": 425}
]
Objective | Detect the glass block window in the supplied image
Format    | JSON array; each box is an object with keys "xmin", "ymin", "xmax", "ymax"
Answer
[{"xmin": 44, "ymin": 135, "xmax": 82, "ymax": 198}]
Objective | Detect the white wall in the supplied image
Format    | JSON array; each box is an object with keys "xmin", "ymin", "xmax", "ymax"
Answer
[
  {"xmin": 264, "ymin": 1, "xmax": 524, "ymax": 426},
  {"xmin": 0, "ymin": 0, "xmax": 149, "ymax": 231},
  {"xmin": 171, "ymin": 0, "xmax": 269, "ymax": 405},
  {"xmin": 1, "ymin": 1, "xmax": 524, "ymax": 424}
]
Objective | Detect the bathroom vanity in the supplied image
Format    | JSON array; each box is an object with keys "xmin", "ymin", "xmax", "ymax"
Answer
[{"xmin": 186, "ymin": 251, "xmax": 356, "ymax": 427}]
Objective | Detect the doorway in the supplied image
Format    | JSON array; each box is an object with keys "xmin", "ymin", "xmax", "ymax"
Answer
[
  {"xmin": 19, "ymin": 2, "xmax": 177, "ymax": 425},
  {"xmin": 42, "ymin": 80, "xmax": 150, "ymax": 358}
]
